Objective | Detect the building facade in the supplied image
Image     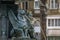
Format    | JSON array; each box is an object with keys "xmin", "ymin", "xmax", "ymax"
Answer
[
  {"xmin": 46, "ymin": 0, "xmax": 60, "ymax": 40},
  {"xmin": 15, "ymin": 0, "xmax": 41, "ymax": 40},
  {"xmin": 15, "ymin": 0, "xmax": 47, "ymax": 40}
]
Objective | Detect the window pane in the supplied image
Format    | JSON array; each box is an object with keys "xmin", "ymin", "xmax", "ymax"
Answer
[
  {"xmin": 25, "ymin": 2, "xmax": 28, "ymax": 9},
  {"xmin": 58, "ymin": 37, "xmax": 60, "ymax": 40},
  {"xmin": 51, "ymin": 19, "xmax": 54, "ymax": 26},
  {"xmin": 48, "ymin": 19, "xmax": 50, "ymax": 26},
  {"xmin": 55, "ymin": 19, "xmax": 57, "ymax": 26},
  {"xmin": 55, "ymin": 0, "xmax": 58, "ymax": 8},
  {"xmin": 51, "ymin": 0, "xmax": 54, "ymax": 8},
  {"xmin": 48, "ymin": 19, "xmax": 54, "ymax": 26},
  {"xmin": 50, "ymin": 0, "xmax": 54, "ymax": 8},
  {"xmin": 57, "ymin": 19, "xmax": 60, "ymax": 26},
  {"xmin": 23, "ymin": 2, "xmax": 24, "ymax": 9},
  {"xmin": 53, "ymin": 37, "xmax": 55, "ymax": 40},
  {"xmin": 35, "ymin": 1, "xmax": 39, "ymax": 8}
]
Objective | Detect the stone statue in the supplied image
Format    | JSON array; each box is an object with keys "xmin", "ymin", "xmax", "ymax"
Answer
[
  {"xmin": 26, "ymin": 11, "xmax": 35, "ymax": 38},
  {"xmin": 8, "ymin": 9, "xmax": 34, "ymax": 39}
]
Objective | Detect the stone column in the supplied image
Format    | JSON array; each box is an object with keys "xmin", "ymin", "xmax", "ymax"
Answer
[
  {"xmin": 1, "ymin": 4, "xmax": 8, "ymax": 40},
  {"xmin": 2, "ymin": 16, "xmax": 7, "ymax": 40}
]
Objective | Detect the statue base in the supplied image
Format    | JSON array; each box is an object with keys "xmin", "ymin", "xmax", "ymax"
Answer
[{"xmin": 11, "ymin": 37, "xmax": 36, "ymax": 40}]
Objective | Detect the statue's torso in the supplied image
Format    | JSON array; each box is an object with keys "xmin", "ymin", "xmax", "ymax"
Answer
[{"xmin": 18, "ymin": 16, "xmax": 28, "ymax": 28}]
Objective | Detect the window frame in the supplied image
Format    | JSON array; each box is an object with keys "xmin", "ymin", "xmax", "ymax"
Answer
[
  {"xmin": 49, "ymin": 0, "xmax": 58, "ymax": 9},
  {"xmin": 34, "ymin": 0, "xmax": 40, "ymax": 9},
  {"xmin": 46, "ymin": 16, "xmax": 60, "ymax": 29},
  {"xmin": 47, "ymin": 36, "xmax": 60, "ymax": 40},
  {"xmin": 23, "ymin": 1, "xmax": 29, "ymax": 10}
]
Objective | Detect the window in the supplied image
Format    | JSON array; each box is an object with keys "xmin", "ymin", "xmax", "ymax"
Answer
[
  {"xmin": 50, "ymin": 0, "xmax": 58, "ymax": 9},
  {"xmin": 48, "ymin": 19, "xmax": 60, "ymax": 26},
  {"xmin": 47, "ymin": 16, "xmax": 60, "ymax": 29},
  {"xmin": 23, "ymin": 2, "xmax": 28, "ymax": 10},
  {"xmin": 34, "ymin": 0, "xmax": 40, "ymax": 9},
  {"xmin": 47, "ymin": 36, "xmax": 60, "ymax": 40}
]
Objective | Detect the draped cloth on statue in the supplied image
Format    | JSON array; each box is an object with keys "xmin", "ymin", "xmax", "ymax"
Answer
[
  {"xmin": 8, "ymin": 10, "xmax": 31, "ymax": 37},
  {"xmin": 8, "ymin": 9, "xmax": 36, "ymax": 40},
  {"xmin": 8, "ymin": 10, "xmax": 29, "ymax": 30}
]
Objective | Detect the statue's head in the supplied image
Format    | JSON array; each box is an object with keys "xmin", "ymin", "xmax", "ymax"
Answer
[{"xmin": 18, "ymin": 9, "xmax": 26, "ymax": 15}]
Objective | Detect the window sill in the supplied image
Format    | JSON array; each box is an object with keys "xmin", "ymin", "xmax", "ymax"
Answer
[
  {"xmin": 34, "ymin": 8, "xmax": 40, "ymax": 9},
  {"xmin": 49, "ymin": 8, "xmax": 58, "ymax": 9},
  {"xmin": 47, "ymin": 27, "xmax": 60, "ymax": 29}
]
